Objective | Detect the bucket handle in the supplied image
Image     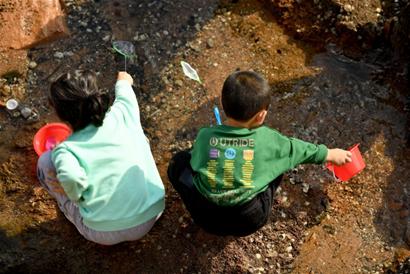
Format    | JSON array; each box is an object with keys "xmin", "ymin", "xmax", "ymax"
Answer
[{"xmin": 327, "ymin": 163, "xmax": 341, "ymax": 182}]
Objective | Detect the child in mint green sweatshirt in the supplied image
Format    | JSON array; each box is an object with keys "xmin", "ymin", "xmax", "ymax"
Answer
[
  {"xmin": 37, "ymin": 70, "xmax": 165, "ymax": 245},
  {"xmin": 168, "ymin": 70, "xmax": 351, "ymax": 236}
]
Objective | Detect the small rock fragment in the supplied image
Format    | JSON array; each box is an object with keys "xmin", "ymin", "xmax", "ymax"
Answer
[
  {"xmin": 54, "ymin": 52, "xmax": 64, "ymax": 59},
  {"xmin": 28, "ymin": 61, "xmax": 37, "ymax": 69},
  {"xmin": 206, "ymin": 39, "xmax": 214, "ymax": 48},
  {"xmin": 20, "ymin": 107, "xmax": 32, "ymax": 119}
]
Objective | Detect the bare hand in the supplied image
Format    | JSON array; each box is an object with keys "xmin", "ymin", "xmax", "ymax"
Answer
[
  {"xmin": 326, "ymin": 148, "xmax": 352, "ymax": 166},
  {"xmin": 117, "ymin": 71, "xmax": 133, "ymax": 86}
]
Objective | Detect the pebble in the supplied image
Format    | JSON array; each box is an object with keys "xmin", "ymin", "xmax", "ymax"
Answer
[
  {"xmin": 195, "ymin": 23, "xmax": 201, "ymax": 32},
  {"xmin": 344, "ymin": 4, "xmax": 355, "ymax": 12},
  {"xmin": 189, "ymin": 44, "xmax": 201, "ymax": 53},
  {"xmin": 267, "ymin": 250, "xmax": 278, "ymax": 258},
  {"xmin": 28, "ymin": 61, "xmax": 37, "ymax": 69},
  {"xmin": 255, "ymin": 253, "xmax": 262, "ymax": 260},
  {"xmin": 302, "ymin": 183, "xmax": 310, "ymax": 193},
  {"xmin": 175, "ymin": 80, "xmax": 183, "ymax": 87},
  {"xmin": 54, "ymin": 52, "xmax": 64, "ymax": 59},
  {"xmin": 206, "ymin": 39, "xmax": 214, "ymax": 48},
  {"xmin": 285, "ymin": 246, "xmax": 293, "ymax": 253},
  {"xmin": 20, "ymin": 107, "xmax": 32, "ymax": 119},
  {"xmin": 1, "ymin": 85, "xmax": 11, "ymax": 96}
]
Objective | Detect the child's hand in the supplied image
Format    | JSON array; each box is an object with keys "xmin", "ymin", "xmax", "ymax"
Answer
[
  {"xmin": 326, "ymin": 148, "xmax": 352, "ymax": 166},
  {"xmin": 117, "ymin": 72, "xmax": 133, "ymax": 86}
]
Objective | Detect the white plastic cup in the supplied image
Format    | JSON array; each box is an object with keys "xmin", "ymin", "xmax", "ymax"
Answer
[{"xmin": 6, "ymin": 99, "xmax": 19, "ymax": 110}]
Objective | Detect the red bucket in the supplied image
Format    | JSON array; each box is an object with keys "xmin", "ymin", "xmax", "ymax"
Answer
[
  {"xmin": 326, "ymin": 144, "xmax": 366, "ymax": 182},
  {"xmin": 33, "ymin": 123, "xmax": 72, "ymax": 156}
]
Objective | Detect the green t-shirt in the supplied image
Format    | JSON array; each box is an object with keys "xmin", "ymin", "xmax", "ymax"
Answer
[{"xmin": 190, "ymin": 125, "xmax": 328, "ymax": 206}]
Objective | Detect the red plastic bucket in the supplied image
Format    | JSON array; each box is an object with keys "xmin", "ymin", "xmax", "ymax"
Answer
[
  {"xmin": 33, "ymin": 123, "xmax": 72, "ymax": 156},
  {"xmin": 326, "ymin": 144, "xmax": 366, "ymax": 181}
]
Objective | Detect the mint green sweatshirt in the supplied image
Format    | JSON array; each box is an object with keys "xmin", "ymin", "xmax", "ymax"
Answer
[
  {"xmin": 51, "ymin": 80, "xmax": 165, "ymax": 232},
  {"xmin": 190, "ymin": 125, "xmax": 328, "ymax": 206}
]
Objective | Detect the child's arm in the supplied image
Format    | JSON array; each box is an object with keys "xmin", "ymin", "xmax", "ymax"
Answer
[
  {"xmin": 52, "ymin": 146, "xmax": 88, "ymax": 203},
  {"xmin": 113, "ymin": 72, "xmax": 140, "ymax": 123},
  {"xmin": 326, "ymin": 148, "xmax": 352, "ymax": 166}
]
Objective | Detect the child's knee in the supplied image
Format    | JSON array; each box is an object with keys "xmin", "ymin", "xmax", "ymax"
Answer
[
  {"xmin": 37, "ymin": 151, "xmax": 56, "ymax": 183},
  {"xmin": 37, "ymin": 151, "xmax": 53, "ymax": 171}
]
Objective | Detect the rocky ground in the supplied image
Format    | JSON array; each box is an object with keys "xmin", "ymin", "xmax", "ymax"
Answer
[{"xmin": 0, "ymin": 0, "xmax": 409, "ymax": 273}]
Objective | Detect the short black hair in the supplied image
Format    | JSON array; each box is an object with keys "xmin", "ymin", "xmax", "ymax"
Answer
[
  {"xmin": 49, "ymin": 70, "xmax": 112, "ymax": 131},
  {"xmin": 221, "ymin": 71, "xmax": 271, "ymax": 121}
]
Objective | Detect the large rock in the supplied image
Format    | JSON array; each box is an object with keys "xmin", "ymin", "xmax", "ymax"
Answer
[
  {"xmin": 0, "ymin": 0, "xmax": 69, "ymax": 50},
  {"xmin": 0, "ymin": 50, "xmax": 27, "ymax": 77}
]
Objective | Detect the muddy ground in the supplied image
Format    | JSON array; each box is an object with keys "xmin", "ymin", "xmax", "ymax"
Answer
[{"xmin": 0, "ymin": 0, "xmax": 409, "ymax": 273}]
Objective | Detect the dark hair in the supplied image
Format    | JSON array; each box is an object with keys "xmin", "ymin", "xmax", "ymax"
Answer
[
  {"xmin": 221, "ymin": 71, "xmax": 271, "ymax": 121},
  {"xmin": 49, "ymin": 70, "xmax": 112, "ymax": 131}
]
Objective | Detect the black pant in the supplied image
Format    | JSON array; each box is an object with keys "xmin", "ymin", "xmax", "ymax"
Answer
[{"xmin": 167, "ymin": 151, "xmax": 283, "ymax": 236}]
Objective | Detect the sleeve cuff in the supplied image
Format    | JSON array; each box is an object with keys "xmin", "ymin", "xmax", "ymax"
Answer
[{"xmin": 315, "ymin": 144, "xmax": 328, "ymax": 164}]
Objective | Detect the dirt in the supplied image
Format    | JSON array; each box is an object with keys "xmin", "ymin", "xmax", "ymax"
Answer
[{"xmin": 0, "ymin": 0, "xmax": 409, "ymax": 273}]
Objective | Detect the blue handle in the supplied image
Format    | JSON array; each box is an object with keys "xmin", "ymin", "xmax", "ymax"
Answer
[{"xmin": 213, "ymin": 106, "xmax": 222, "ymax": 125}]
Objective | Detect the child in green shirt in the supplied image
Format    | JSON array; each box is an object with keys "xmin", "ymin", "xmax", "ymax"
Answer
[{"xmin": 168, "ymin": 70, "xmax": 351, "ymax": 236}]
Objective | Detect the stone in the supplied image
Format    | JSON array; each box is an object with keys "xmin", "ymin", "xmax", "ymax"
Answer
[
  {"xmin": 175, "ymin": 80, "xmax": 183, "ymax": 87},
  {"xmin": 344, "ymin": 4, "xmax": 355, "ymax": 13},
  {"xmin": 0, "ymin": 0, "xmax": 69, "ymax": 50},
  {"xmin": 302, "ymin": 183, "xmax": 309, "ymax": 193},
  {"xmin": 195, "ymin": 23, "xmax": 201, "ymax": 32},
  {"xmin": 1, "ymin": 85, "xmax": 12, "ymax": 97},
  {"xmin": 20, "ymin": 107, "xmax": 32, "ymax": 119},
  {"xmin": 54, "ymin": 52, "xmax": 64, "ymax": 59},
  {"xmin": 206, "ymin": 39, "xmax": 214, "ymax": 48},
  {"xmin": 267, "ymin": 250, "xmax": 278, "ymax": 258},
  {"xmin": 28, "ymin": 61, "xmax": 37, "ymax": 69}
]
